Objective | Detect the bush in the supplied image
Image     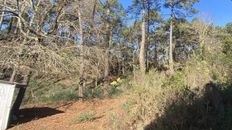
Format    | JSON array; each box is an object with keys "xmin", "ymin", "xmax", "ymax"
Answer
[
  {"xmin": 41, "ymin": 91, "xmax": 79, "ymax": 103},
  {"xmin": 123, "ymin": 59, "xmax": 214, "ymax": 129},
  {"xmin": 24, "ymin": 80, "xmax": 79, "ymax": 104},
  {"xmin": 164, "ymin": 71, "xmax": 185, "ymax": 90},
  {"xmin": 84, "ymin": 87, "xmax": 104, "ymax": 99}
]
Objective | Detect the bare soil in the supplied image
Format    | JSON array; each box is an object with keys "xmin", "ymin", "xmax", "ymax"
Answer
[{"xmin": 9, "ymin": 97, "xmax": 127, "ymax": 130}]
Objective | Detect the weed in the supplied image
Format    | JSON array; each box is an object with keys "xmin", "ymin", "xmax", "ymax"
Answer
[
  {"xmin": 41, "ymin": 91, "xmax": 79, "ymax": 103},
  {"xmin": 75, "ymin": 110, "xmax": 96, "ymax": 123}
]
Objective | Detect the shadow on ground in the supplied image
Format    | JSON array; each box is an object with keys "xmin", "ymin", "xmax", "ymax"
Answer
[
  {"xmin": 9, "ymin": 107, "xmax": 64, "ymax": 127},
  {"xmin": 145, "ymin": 82, "xmax": 232, "ymax": 130}
]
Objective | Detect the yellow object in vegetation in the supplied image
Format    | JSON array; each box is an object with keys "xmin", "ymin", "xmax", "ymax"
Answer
[
  {"xmin": 110, "ymin": 78, "xmax": 123, "ymax": 86},
  {"xmin": 111, "ymin": 81, "xmax": 118, "ymax": 86}
]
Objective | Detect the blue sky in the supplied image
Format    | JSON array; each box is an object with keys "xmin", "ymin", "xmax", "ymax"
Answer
[{"xmin": 118, "ymin": 0, "xmax": 232, "ymax": 26}]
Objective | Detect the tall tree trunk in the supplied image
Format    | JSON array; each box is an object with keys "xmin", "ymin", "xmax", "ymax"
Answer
[
  {"xmin": 146, "ymin": 1, "xmax": 151, "ymax": 71},
  {"xmin": 103, "ymin": 7, "xmax": 111, "ymax": 96},
  {"xmin": 78, "ymin": 1, "xmax": 85, "ymax": 100},
  {"xmin": 92, "ymin": 0, "xmax": 97, "ymax": 21},
  {"xmin": 103, "ymin": 28, "xmax": 111, "ymax": 96},
  {"xmin": 169, "ymin": 19, "xmax": 174, "ymax": 73},
  {"xmin": 11, "ymin": 0, "xmax": 37, "ymax": 116},
  {"xmin": 87, "ymin": 0, "xmax": 97, "ymax": 46},
  {"xmin": 133, "ymin": 52, "xmax": 136, "ymax": 81},
  {"xmin": 154, "ymin": 41, "xmax": 158, "ymax": 67},
  {"xmin": 103, "ymin": 48, "xmax": 109, "ymax": 95},
  {"xmin": 140, "ymin": 0, "xmax": 146, "ymax": 77},
  {"xmin": 12, "ymin": 72, "xmax": 32, "ymax": 118},
  {"xmin": 0, "ymin": 0, "xmax": 7, "ymax": 30}
]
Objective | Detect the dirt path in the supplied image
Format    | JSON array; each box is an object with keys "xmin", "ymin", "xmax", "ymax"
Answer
[{"xmin": 9, "ymin": 98, "xmax": 127, "ymax": 130}]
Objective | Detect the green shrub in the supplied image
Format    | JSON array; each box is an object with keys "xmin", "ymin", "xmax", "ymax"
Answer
[
  {"xmin": 41, "ymin": 91, "xmax": 79, "ymax": 103},
  {"xmin": 84, "ymin": 87, "xmax": 104, "ymax": 99},
  {"xmin": 108, "ymin": 86, "xmax": 123, "ymax": 97},
  {"xmin": 23, "ymin": 80, "xmax": 79, "ymax": 104},
  {"xmin": 123, "ymin": 60, "xmax": 214, "ymax": 129},
  {"xmin": 165, "ymin": 71, "xmax": 185, "ymax": 89}
]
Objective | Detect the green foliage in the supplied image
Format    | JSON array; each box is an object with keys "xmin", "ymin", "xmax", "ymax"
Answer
[
  {"xmin": 217, "ymin": 24, "xmax": 232, "ymax": 81},
  {"xmin": 84, "ymin": 87, "xmax": 122, "ymax": 100},
  {"xmin": 225, "ymin": 22, "xmax": 232, "ymax": 34},
  {"xmin": 108, "ymin": 86, "xmax": 123, "ymax": 97},
  {"xmin": 224, "ymin": 40, "xmax": 232, "ymax": 56},
  {"xmin": 84, "ymin": 87, "xmax": 104, "ymax": 99},
  {"xmin": 165, "ymin": 71, "xmax": 185, "ymax": 89},
  {"xmin": 144, "ymin": 82, "xmax": 232, "ymax": 130},
  {"xmin": 164, "ymin": 0, "xmax": 199, "ymax": 19},
  {"xmin": 123, "ymin": 70, "xmax": 169, "ymax": 128},
  {"xmin": 119, "ymin": 64, "xmax": 232, "ymax": 129},
  {"xmin": 2, "ymin": 0, "xmax": 232, "ymax": 129},
  {"xmin": 41, "ymin": 91, "xmax": 79, "ymax": 103},
  {"xmin": 183, "ymin": 59, "xmax": 211, "ymax": 89},
  {"xmin": 24, "ymin": 80, "xmax": 79, "ymax": 104},
  {"xmin": 223, "ymin": 39, "xmax": 232, "ymax": 70},
  {"xmin": 24, "ymin": 78, "xmax": 127, "ymax": 104},
  {"xmin": 122, "ymin": 56, "xmax": 219, "ymax": 128}
]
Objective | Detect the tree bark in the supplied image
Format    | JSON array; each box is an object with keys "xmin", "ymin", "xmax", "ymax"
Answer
[
  {"xmin": 146, "ymin": 1, "xmax": 152, "ymax": 71},
  {"xmin": 139, "ymin": 0, "xmax": 146, "ymax": 77},
  {"xmin": 92, "ymin": 0, "xmax": 97, "ymax": 21},
  {"xmin": 169, "ymin": 19, "xmax": 174, "ymax": 73},
  {"xmin": 133, "ymin": 52, "xmax": 136, "ymax": 81},
  {"xmin": 103, "ymin": 48, "xmax": 110, "ymax": 95},
  {"xmin": 103, "ymin": 7, "xmax": 111, "ymax": 96},
  {"xmin": 12, "ymin": 72, "xmax": 31, "ymax": 118},
  {"xmin": 78, "ymin": 1, "xmax": 85, "ymax": 100}
]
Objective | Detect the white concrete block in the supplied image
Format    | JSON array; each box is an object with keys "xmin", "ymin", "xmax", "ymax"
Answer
[{"xmin": 0, "ymin": 82, "xmax": 15, "ymax": 130}]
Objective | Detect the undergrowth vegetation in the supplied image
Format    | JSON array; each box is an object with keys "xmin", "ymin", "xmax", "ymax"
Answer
[
  {"xmin": 118, "ymin": 56, "xmax": 232, "ymax": 129},
  {"xmin": 23, "ymin": 79, "xmax": 124, "ymax": 104},
  {"xmin": 75, "ymin": 110, "xmax": 97, "ymax": 123},
  {"xmin": 22, "ymin": 44, "xmax": 232, "ymax": 130},
  {"xmin": 21, "ymin": 33, "xmax": 232, "ymax": 129},
  {"xmin": 23, "ymin": 81, "xmax": 80, "ymax": 104},
  {"xmin": 1, "ymin": 0, "xmax": 232, "ymax": 130}
]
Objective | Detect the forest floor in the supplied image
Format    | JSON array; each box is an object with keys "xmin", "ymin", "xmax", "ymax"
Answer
[{"xmin": 9, "ymin": 97, "xmax": 127, "ymax": 130}]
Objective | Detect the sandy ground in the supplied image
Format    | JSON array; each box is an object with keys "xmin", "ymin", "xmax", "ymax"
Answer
[{"xmin": 9, "ymin": 97, "xmax": 126, "ymax": 130}]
